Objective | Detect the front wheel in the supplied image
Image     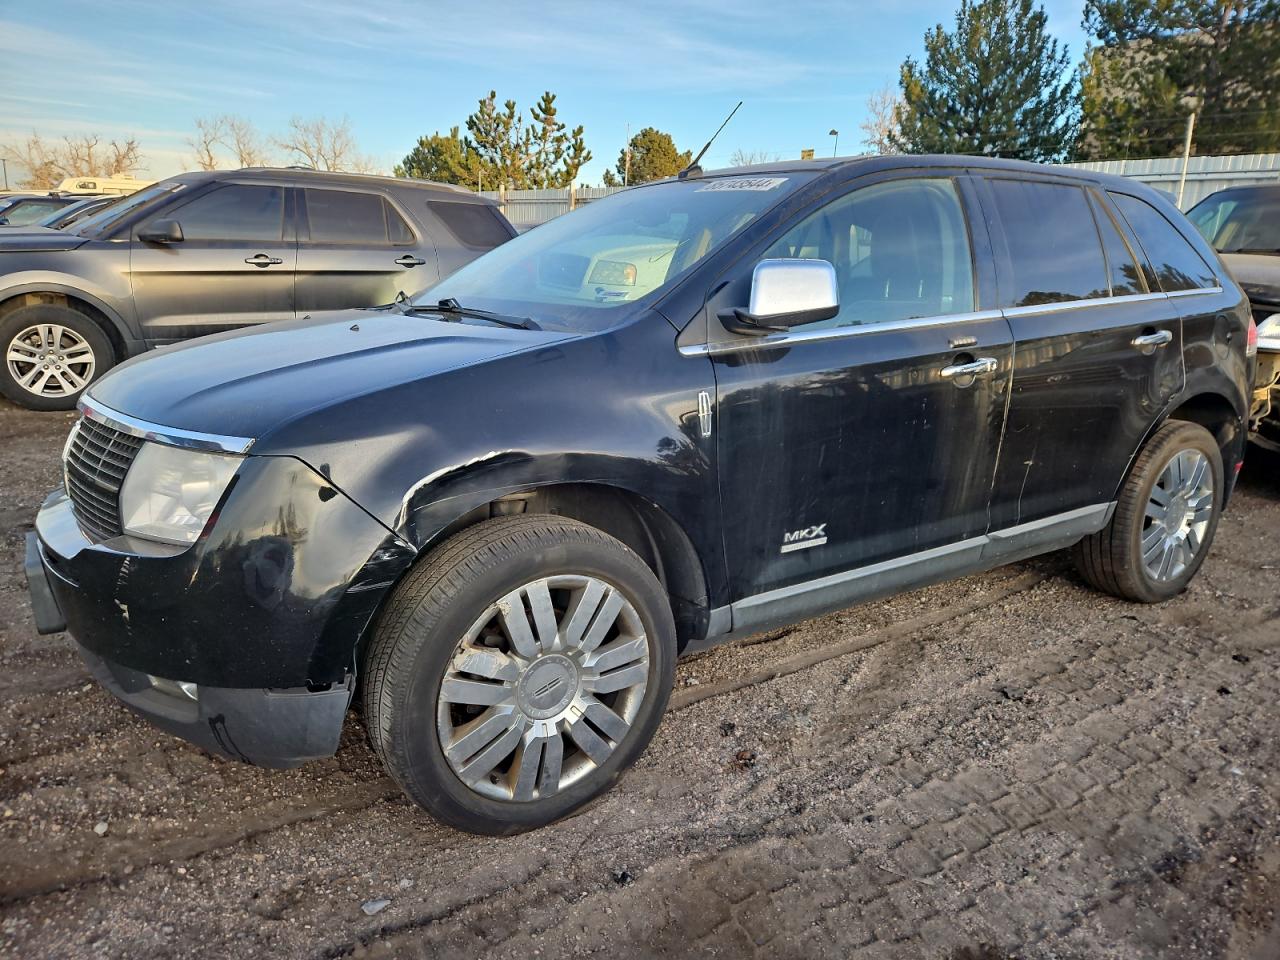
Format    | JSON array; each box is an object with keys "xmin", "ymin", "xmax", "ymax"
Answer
[
  {"xmin": 364, "ymin": 515, "xmax": 676, "ymax": 835},
  {"xmin": 1074, "ymin": 420, "xmax": 1223, "ymax": 603},
  {"xmin": 0, "ymin": 303, "xmax": 115, "ymax": 411}
]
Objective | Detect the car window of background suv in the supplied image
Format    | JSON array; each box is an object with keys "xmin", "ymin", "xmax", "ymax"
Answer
[
  {"xmin": 163, "ymin": 185, "xmax": 284, "ymax": 242},
  {"xmin": 763, "ymin": 178, "xmax": 976, "ymax": 330}
]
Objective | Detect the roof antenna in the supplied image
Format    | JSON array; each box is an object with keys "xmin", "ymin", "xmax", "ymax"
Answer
[{"xmin": 678, "ymin": 101, "xmax": 743, "ymax": 180}]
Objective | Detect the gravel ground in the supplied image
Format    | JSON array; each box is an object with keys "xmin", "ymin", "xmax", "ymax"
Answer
[{"xmin": 1, "ymin": 398, "xmax": 1278, "ymax": 960}]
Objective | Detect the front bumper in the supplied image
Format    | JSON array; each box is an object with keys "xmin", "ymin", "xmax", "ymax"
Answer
[{"xmin": 26, "ymin": 453, "xmax": 416, "ymax": 767}]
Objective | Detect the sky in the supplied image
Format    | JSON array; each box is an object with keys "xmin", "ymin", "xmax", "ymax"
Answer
[{"xmin": 0, "ymin": 0, "xmax": 1090, "ymax": 188}]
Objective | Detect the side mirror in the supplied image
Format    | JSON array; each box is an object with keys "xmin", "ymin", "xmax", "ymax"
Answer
[
  {"xmin": 719, "ymin": 258, "xmax": 839, "ymax": 336},
  {"xmin": 138, "ymin": 219, "xmax": 184, "ymax": 244}
]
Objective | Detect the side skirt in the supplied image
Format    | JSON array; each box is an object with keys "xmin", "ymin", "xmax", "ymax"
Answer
[{"xmin": 686, "ymin": 503, "xmax": 1114, "ymax": 654}]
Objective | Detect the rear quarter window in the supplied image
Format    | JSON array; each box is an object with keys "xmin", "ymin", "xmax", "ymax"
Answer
[
  {"xmin": 1109, "ymin": 193, "xmax": 1217, "ymax": 292},
  {"xmin": 427, "ymin": 200, "xmax": 511, "ymax": 250}
]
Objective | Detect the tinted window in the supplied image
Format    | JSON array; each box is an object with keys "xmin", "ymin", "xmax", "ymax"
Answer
[
  {"xmin": 1187, "ymin": 189, "xmax": 1280, "ymax": 253},
  {"xmin": 989, "ymin": 180, "xmax": 1109, "ymax": 306},
  {"xmin": 164, "ymin": 185, "xmax": 283, "ymax": 241},
  {"xmin": 428, "ymin": 200, "xmax": 511, "ymax": 249},
  {"xmin": 305, "ymin": 189, "xmax": 391, "ymax": 244},
  {"xmin": 1111, "ymin": 192, "xmax": 1216, "ymax": 291},
  {"xmin": 387, "ymin": 203, "xmax": 414, "ymax": 243},
  {"xmin": 3, "ymin": 198, "xmax": 66, "ymax": 225},
  {"xmin": 763, "ymin": 178, "xmax": 975, "ymax": 328},
  {"xmin": 1088, "ymin": 191, "xmax": 1147, "ymax": 296}
]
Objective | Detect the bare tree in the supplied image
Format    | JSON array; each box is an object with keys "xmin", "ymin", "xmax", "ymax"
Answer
[
  {"xmin": 860, "ymin": 86, "xmax": 903, "ymax": 156},
  {"xmin": 187, "ymin": 116, "xmax": 226, "ymax": 170},
  {"xmin": 223, "ymin": 115, "xmax": 272, "ymax": 167},
  {"xmin": 274, "ymin": 116, "xmax": 376, "ymax": 173},
  {"xmin": 3, "ymin": 133, "xmax": 145, "ymax": 189},
  {"xmin": 729, "ymin": 148, "xmax": 782, "ymax": 166}
]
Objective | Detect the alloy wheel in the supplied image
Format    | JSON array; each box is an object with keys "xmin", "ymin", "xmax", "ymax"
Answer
[
  {"xmin": 436, "ymin": 575, "xmax": 651, "ymax": 803},
  {"xmin": 1141, "ymin": 448, "xmax": 1214, "ymax": 582},
  {"xmin": 6, "ymin": 323, "xmax": 95, "ymax": 398}
]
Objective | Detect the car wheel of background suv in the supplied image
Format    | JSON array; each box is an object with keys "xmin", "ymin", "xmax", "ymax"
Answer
[
  {"xmin": 363, "ymin": 514, "xmax": 677, "ymax": 836},
  {"xmin": 1073, "ymin": 420, "xmax": 1224, "ymax": 603},
  {"xmin": 0, "ymin": 303, "xmax": 114, "ymax": 411}
]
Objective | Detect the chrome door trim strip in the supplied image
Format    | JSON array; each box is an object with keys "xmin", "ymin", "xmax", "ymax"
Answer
[
  {"xmin": 1001, "ymin": 291, "xmax": 1167, "ymax": 319},
  {"xmin": 79, "ymin": 395, "xmax": 254, "ymax": 454},
  {"xmin": 679, "ymin": 308, "xmax": 1007, "ymax": 358},
  {"xmin": 687, "ymin": 503, "xmax": 1115, "ymax": 651},
  {"xmin": 1166, "ymin": 286, "xmax": 1224, "ymax": 299}
]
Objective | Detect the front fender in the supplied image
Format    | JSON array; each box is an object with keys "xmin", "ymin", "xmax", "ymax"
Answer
[{"xmin": 0, "ymin": 270, "xmax": 140, "ymax": 350}]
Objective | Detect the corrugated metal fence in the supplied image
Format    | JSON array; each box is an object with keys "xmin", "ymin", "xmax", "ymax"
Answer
[{"xmin": 482, "ymin": 153, "xmax": 1280, "ymax": 225}]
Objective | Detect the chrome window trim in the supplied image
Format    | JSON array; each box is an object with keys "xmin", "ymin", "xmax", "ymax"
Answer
[
  {"xmin": 1002, "ymin": 290, "xmax": 1167, "ymax": 318},
  {"xmin": 78, "ymin": 396, "xmax": 254, "ymax": 454},
  {"xmin": 679, "ymin": 308, "xmax": 1006, "ymax": 357},
  {"xmin": 1166, "ymin": 286, "xmax": 1224, "ymax": 299}
]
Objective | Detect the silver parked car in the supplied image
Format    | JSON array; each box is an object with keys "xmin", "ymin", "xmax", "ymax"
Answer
[{"xmin": 0, "ymin": 168, "xmax": 516, "ymax": 409}]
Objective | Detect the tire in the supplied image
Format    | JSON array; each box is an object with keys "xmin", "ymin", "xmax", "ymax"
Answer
[
  {"xmin": 364, "ymin": 514, "xmax": 677, "ymax": 835},
  {"xmin": 1073, "ymin": 420, "xmax": 1223, "ymax": 603},
  {"xmin": 0, "ymin": 303, "xmax": 115, "ymax": 411}
]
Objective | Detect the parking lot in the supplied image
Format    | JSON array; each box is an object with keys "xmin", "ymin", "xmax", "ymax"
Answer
[{"xmin": 1, "ymin": 397, "xmax": 1277, "ymax": 959}]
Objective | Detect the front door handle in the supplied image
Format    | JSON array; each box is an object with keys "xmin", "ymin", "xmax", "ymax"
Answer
[
  {"xmin": 1131, "ymin": 329, "xmax": 1173, "ymax": 352},
  {"xmin": 245, "ymin": 253, "xmax": 284, "ymax": 267},
  {"xmin": 940, "ymin": 356, "xmax": 999, "ymax": 384},
  {"xmin": 394, "ymin": 255, "xmax": 427, "ymax": 267}
]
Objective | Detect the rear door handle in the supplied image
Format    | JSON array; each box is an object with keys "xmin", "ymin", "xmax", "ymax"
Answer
[
  {"xmin": 940, "ymin": 356, "xmax": 999, "ymax": 383},
  {"xmin": 394, "ymin": 255, "xmax": 427, "ymax": 267},
  {"xmin": 245, "ymin": 253, "xmax": 284, "ymax": 267},
  {"xmin": 1131, "ymin": 329, "xmax": 1173, "ymax": 351}
]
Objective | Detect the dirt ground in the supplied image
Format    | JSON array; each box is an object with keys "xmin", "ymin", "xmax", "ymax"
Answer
[{"xmin": 1, "ymin": 398, "xmax": 1278, "ymax": 960}]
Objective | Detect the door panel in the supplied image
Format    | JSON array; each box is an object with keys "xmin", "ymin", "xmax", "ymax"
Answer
[
  {"xmin": 129, "ymin": 183, "xmax": 295, "ymax": 341},
  {"xmin": 295, "ymin": 188, "xmax": 439, "ymax": 313},
  {"xmin": 980, "ymin": 177, "xmax": 1184, "ymax": 530},
  {"xmin": 711, "ymin": 175, "xmax": 1012, "ymax": 602}
]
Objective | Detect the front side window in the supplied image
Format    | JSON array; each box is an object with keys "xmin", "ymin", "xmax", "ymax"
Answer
[
  {"xmin": 423, "ymin": 173, "xmax": 814, "ymax": 332},
  {"xmin": 1111, "ymin": 192, "xmax": 1217, "ymax": 291},
  {"xmin": 988, "ymin": 180, "xmax": 1109, "ymax": 307},
  {"xmin": 762, "ymin": 178, "xmax": 975, "ymax": 328},
  {"xmin": 1187, "ymin": 189, "xmax": 1280, "ymax": 254},
  {"xmin": 157, "ymin": 184, "xmax": 284, "ymax": 242}
]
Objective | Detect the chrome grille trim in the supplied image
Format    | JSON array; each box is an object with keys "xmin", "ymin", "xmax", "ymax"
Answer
[
  {"xmin": 64, "ymin": 417, "xmax": 144, "ymax": 541},
  {"xmin": 79, "ymin": 396, "xmax": 254, "ymax": 454}
]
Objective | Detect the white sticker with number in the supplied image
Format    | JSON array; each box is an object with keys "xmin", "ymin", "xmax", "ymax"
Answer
[{"xmin": 696, "ymin": 177, "xmax": 788, "ymax": 192}]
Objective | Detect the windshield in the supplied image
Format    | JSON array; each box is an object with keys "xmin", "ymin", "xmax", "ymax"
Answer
[
  {"xmin": 1188, "ymin": 189, "xmax": 1280, "ymax": 254},
  {"xmin": 419, "ymin": 173, "xmax": 814, "ymax": 331},
  {"xmin": 71, "ymin": 182, "xmax": 184, "ymax": 237}
]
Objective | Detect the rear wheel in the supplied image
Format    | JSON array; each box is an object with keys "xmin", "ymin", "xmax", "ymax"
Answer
[
  {"xmin": 364, "ymin": 515, "xmax": 676, "ymax": 835},
  {"xmin": 1073, "ymin": 420, "xmax": 1223, "ymax": 603},
  {"xmin": 0, "ymin": 303, "xmax": 114, "ymax": 410}
]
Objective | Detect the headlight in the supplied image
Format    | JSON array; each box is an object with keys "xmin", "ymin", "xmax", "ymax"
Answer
[
  {"xmin": 119, "ymin": 442, "xmax": 242, "ymax": 545},
  {"xmin": 588, "ymin": 260, "xmax": 637, "ymax": 285},
  {"xmin": 1257, "ymin": 312, "xmax": 1280, "ymax": 351}
]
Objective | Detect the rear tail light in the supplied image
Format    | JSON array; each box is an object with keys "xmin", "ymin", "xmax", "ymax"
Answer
[{"xmin": 1246, "ymin": 316, "xmax": 1258, "ymax": 358}]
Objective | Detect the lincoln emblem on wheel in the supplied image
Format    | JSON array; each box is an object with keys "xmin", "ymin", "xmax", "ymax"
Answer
[{"xmin": 24, "ymin": 154, "xmax": 1252, "ymax": 834}]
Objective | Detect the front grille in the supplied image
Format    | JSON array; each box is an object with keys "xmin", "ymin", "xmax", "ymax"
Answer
[{"xmin": 64, "ymin": 417, "xmax": 144, "ymax": 541}]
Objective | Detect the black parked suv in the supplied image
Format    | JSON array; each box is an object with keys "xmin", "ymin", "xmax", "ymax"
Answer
[
  {"xmin": 25, "ymin": 155, "xmax": 1252, "ymax": 835},
  {"xmin": 0, "ymin": 168, "xmax": 515, "ymax": 410}
]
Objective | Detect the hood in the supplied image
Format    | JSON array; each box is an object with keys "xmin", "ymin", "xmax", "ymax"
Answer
[
  {"xmin": 86, "ymin": 309, "xmax": 573, "ymax": 442},
  {"xmin": 1220, "ymin": 252, "xmax": 1280, "ymax": 306},
  {"xmin": 0, "ymin": 228, "xmax": 90, "ymax": 252}
]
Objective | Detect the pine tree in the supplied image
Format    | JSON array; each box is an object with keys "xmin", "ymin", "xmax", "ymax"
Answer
[
  {"xmin": 892, "ymin": 0, "xmax": 1077, "ymax": 161},
  {"xmin": 602, "ymin": 128, "xmax": 692, "ymax": 186},
  {"xmin": 1078, "ymin": 0, "xmax": 1280, "ymax": 160}
]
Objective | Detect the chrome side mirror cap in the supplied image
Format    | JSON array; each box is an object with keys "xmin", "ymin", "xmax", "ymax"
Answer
[{"xmin": 720, "ymin": 258, "xmax": 839, "ymax": 336}]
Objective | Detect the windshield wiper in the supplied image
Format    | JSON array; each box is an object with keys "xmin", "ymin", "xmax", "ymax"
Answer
[
  {"xmin": 404, "ymin": 297, "xmax": 540, "ymax": 330},
  {"xmin": 1224, "ymin": 247, "xmax": 1280, "ymax": 255}
]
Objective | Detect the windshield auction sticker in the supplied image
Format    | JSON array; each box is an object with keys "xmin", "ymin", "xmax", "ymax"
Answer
[{"xmin": 696, "ymin": 177, "xmax": 788, "ymax": 192}]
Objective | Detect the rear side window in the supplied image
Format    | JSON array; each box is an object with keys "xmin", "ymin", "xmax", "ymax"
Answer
[
  {"xmin": 163, "ymin": 184, "xmax": 284, "ymax": 241},
  {"xmin": 305, "ymin": 189, "xmax": 399, "ymax": 244},
  {"xmin": 988, "ymin": 180, "xmax": 1108, "ymax": 307},
  {"xmin": 1110, "ymin": 193, "xmax": 1217, "ymax": 292},
  {"xmin": 1088, "ymin": 191, "xmax": 1147, "ymax": 296},
  {"xmin": 428, "ymin": 200, "xmax": 511, "ymax": 249}
]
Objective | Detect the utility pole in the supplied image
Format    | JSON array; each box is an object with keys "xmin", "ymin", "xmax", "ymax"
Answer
[
  {"xmin": 1, "ymin": 158, "xmax": 7, "ymax": 191},
  {"xmin": 623, "ymin": 122, "xmax": 631, "ymax": 187},
  {"xmin": 1176, "ymin": 111, "xmax": 1197, "ymax": 209}
]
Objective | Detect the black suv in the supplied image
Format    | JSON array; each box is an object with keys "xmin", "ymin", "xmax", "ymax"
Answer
[
  {"xmin": 0, "ymin": 168, "xmax": 515, "ymax": 410},
  {"xmin": 25, "ymin": 155, "xmax": 1252, "ymax": 835}
]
